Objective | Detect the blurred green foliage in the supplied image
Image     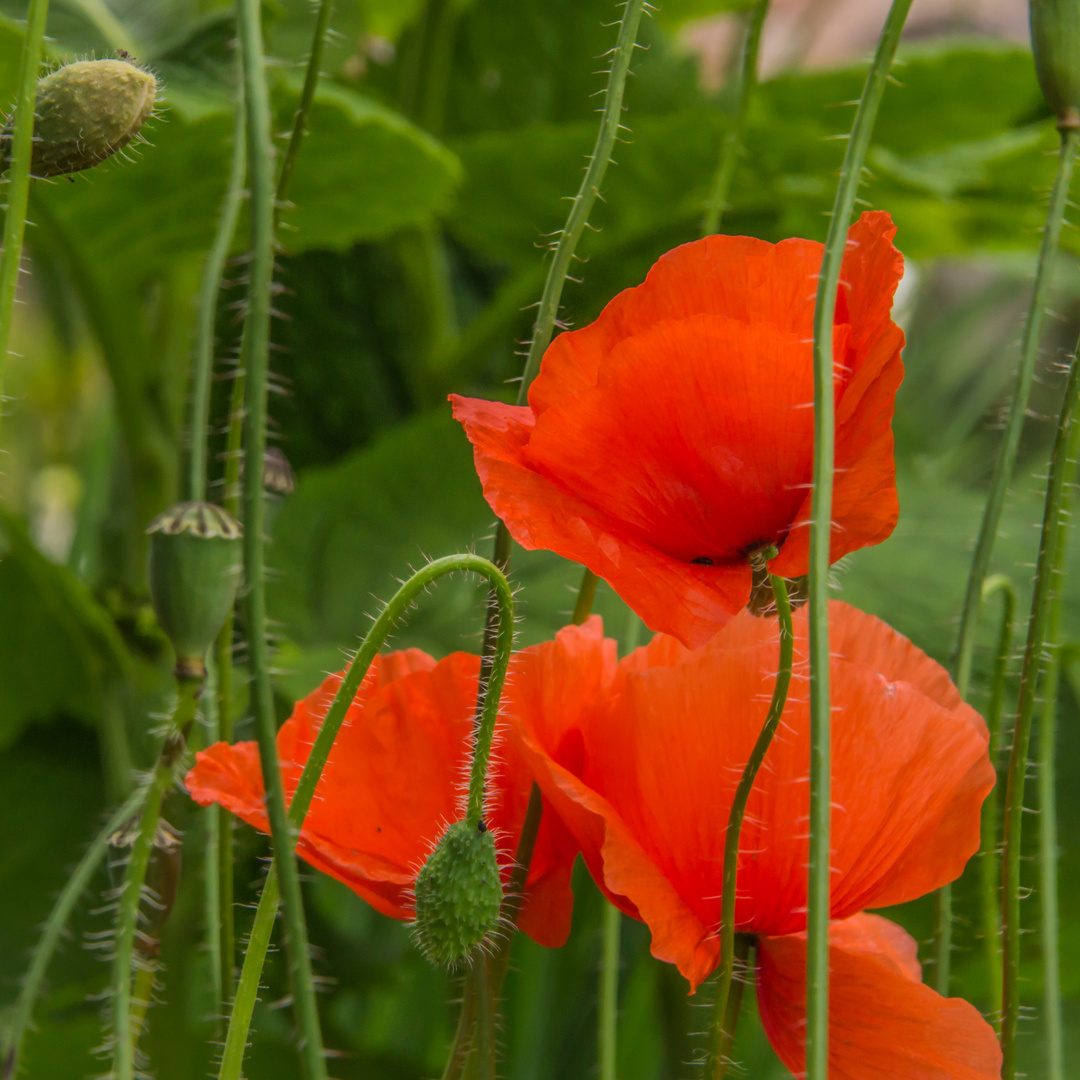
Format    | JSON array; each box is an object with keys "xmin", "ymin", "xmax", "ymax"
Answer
[{"xmin": 1, "ymin": 0, "xmax": 1080, "ymax": 1077}]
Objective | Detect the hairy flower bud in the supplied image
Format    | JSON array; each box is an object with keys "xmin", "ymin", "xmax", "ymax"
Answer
[
  {"xmin": 147, "ymin": 502, "xmax": 242, "ymax": 679},
  {"xmin": 0, "ymin": 58, "xmax": 158, "ymax": 177},
  {"xmin": 1031, "ymin": 0, "xmax": 1080, "ymax": 126},
  {"xmin": 413, "ymin": 820, "xmax": 503, "ymax": 968}
]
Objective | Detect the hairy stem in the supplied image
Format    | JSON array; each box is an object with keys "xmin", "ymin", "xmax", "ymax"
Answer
[
  {"xmin": 111, "ymin": 677, "xmax": 200, "ymax": 1080},
  {"xmin": 0, "ymin": 0, "xmax": 50, "ymax": 437},
  {"xmin": 701, "ymin": 0, "xmax": 769, "ymax": 236},
  {"xmin": 805, "ymin": 4, "xmax": 912, "ymax": 1074},
  {"xmin": 1, "ymin": 787, "xmax": 145, "ymax": 1078},
  {"xmin": 599, "ymin": 901, "xmax": 622, "ymax": 1080},
  {"xmin": 189, "ymin": 87, "xmax": 246, "ymax": 502},
  {"xmin": 708, "ymin": 570, "xmax": 793, "ymax": 1079},
  {"xmin": 978, "ymin": 574, "xmax": 1014, "ymax": 1026},
  {"xmin": 1001, "ymin": 340, "xmax": 1080, "ymax": 1079},
  {"xmin": 218, "ymin": 555, "xmax": 514, "ymax": 1079}
]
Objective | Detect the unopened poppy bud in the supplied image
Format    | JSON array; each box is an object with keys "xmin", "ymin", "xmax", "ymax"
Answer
[
  {"xmin": 1030, "ymin": 0, "xmax": 1080, "ymax": 127},
  {"xmin": 0, "ymin": 58, "xmax": 158, "ymax": 177},
  {"xmin": 147, "ymin": 502, "xmax": 242, "ymax": 680},
  {"xmin": 413, "ymin": 820, "xmax": 503, "ymax": 968}
]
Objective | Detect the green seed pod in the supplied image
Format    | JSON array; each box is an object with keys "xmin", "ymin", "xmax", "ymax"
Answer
[
  {"xmin": 0, "ymin": 58, "xmax": 158, "ymax": 177},
  {"xmin": 1031, "ymin": 0, "xmax": 1080, "ymax": 126},
  {"xmin": 147, "ymin": 502, "xmax": 242, "ymax": 680},
  {"xmin": 413, "ymin": 820, "xmax": 503, "ymax": 968}
]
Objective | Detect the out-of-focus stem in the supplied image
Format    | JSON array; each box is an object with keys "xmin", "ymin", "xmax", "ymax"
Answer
[
  {"xmin": 1001, "ymin": 340, "xmax": 1080, "ymax": 1080},
  {"xmin": 701, "ymin": 0, "xmax": 769, "ymax": 236},
  {"xmin": 977, "ymin": 574, "xmax": 1015, "ymax": 1026}
]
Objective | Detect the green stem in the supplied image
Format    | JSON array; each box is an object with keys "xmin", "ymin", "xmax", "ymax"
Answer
[
  {"xmin": 111, "ymin": 677, "xmax": 200, "ymax": 1080},
  {"xmin": 1038, "ymin": 646, "xmax": 1064, "ymax": 1080},
  {"xmin": 0, "ymin": 0, "xmax": 50, "ymax": 438},
  {"xmin": 1001, "ymin": 340, "xmax": 1080, "ymax": 1080},
  {"xmin": 954, "ymin": 126, "xmax": 1079, "ymax": 698},
  {"xmin": 189, "ymin": 86, "xmax": 246, "ymax": 502},
  {"xmin": 708, "ymin": 570, "xmax": 793, "ymax": 1079},
  {"xmin": 440, "ymin": 966, "xmax": 479, "ymax": 1080},
  {"xmin": 599, "ymin": 901, "xmax": 621, "ymax": 1080},
  {"xmin": 275, "ymin": 0, "xmax": 335, "ymax": 219},
  {"xmin": 515, "ymin": 0, "xmax": 647, "ymax": 399},
  {"xmin": 572, "ymin": 568, "xmax": 600, "ymax": 629},
  {"xmin": 700, "ymin": 0, "xmax": 769, "ymax": 237},
  {"xmin": 978, "ymin": 574, "xmax": 1015, "ymax": 1025},
  {"xmin": 235, "ymin": 0, "xmax": 327, "ymax": 1072},
  {"xmin": 217, "ymin": 555, "xmax": 514, "ymax": 1080},
  {"xmin": 202, "ymin": 657, "xmax": 224, "ymax": 1011},
  {"xmin": 215, "ymin": 619, "xmax": 236, "ymax": 1005},
  {"xmin": 805, "ymin": 4, "xmax": 912, "ymax": 1076},
  {"xmin": 218, "ymin": 864, "xmax": 280, "ymax": 1080},
  {"xmin": 932, "ymin": 886, "xmax": 952, "ymax": 996},
  {"xmin": 0, "ymin": 787, "xmax": 145, "ymax": 1078},
  {"xmin": 709, "ymin": 935, "xmax": 751, "ymax": 1080}
]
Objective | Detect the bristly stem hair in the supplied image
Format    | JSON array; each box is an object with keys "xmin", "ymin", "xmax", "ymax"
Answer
[
  {"xmin": 1001, "ymin": 336, "xmax": 1080, "ymax": 1080},
  {"xmin": 805, "ymin": 3, "xmax": 912, "ymax": 1076},
  {"xmin": 217, "ymin": 554, "xmax": 514, "ymax": 1080},
  {"xmin": 234, "ymin": 0, "xmax": 329, "ymax": 1073},
  {"xmin": 700, "ymin": 0, "xmax": 769, "ymax": 237},
  {"xmin": 0, "ymin": 0, "xmax": 50, "ymax": 439}
]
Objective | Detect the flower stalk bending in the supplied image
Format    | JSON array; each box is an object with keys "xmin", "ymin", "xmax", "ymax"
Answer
[{"xmin": 708, "ymin": 562, "xmax": 793, "ymax": 1080}]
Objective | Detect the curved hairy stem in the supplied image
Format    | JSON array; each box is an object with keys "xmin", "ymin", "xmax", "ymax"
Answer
[
  {"xmin": 0, "ymin": 0, "xmax": 50, "ymax": 438},
  {"xmin": 701, "ymin": 0, "xmax": 769, "ymax": 236},
  {"xmin": 218, "ymin": 555, "xmax": 513, "ymax": 1080},
  {"xmin": 707, "ymin": 569, "xmax": 793, "ymax": 1080},
  {"xmin": 1002, "ymin": 342, "xmax": 1080, "ymax": 1079},
  {"xmin": 805, "ymin": 4, "xmax": 913, "ymax": 1074}
]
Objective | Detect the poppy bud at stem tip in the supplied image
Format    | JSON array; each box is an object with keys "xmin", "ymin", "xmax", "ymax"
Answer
[
  {"xmin": 1030, "ymin": 0, "xmax": 1080, "ymax": 128},
  {"xmin": 413, "ymin": 820, "xmax": 503, "ymax": 969},
  {"xmin": 147, "ymin": 502, "xmax": 242, "ymax": 680},
  {"xmin": 1, "ymin": 59, "xmax": 158, "ymax": 177}
]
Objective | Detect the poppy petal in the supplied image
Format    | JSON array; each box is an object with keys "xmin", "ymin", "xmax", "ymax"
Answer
[
  {"xmin": 451, "ymin": 393, "xmax": 751, "ymax": 647},
  {"xmin": 757, "ymin": 914, "xmax": 1002, "ymax": 1079}
]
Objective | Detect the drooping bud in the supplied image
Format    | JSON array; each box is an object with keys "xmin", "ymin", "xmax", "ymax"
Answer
[
  {"xmin": 413, "ymin": 820, "xmax": 503, "ymax": 968},
  {"xmin": 1030, "ymin": 0, "xmax": 1080, "ymax": 127},
  {"xmin": 147, "ymin": 502, "xmax": 242, "ymax": 680},
  {"xmin": 0, "ymin": 58, "xmax": 158, "ymax": 177}
]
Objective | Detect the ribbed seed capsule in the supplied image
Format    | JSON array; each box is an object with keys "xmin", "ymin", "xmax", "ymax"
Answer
[
  {"xmin": 413, "ymin": 820, "xmax": 503, "ymax": 968},
  {"xmin": 147, "ymin": 502, "xmax": 242, "ymax": 680},
  {"xmin": 0, "ymin": 58, "xmax": 158, "ymax": 177},
  {"xmin": 1031, "ymin": 0, "xmax": 1080, "ymax": 126}
]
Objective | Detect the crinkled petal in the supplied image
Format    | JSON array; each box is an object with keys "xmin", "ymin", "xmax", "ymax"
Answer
[{"xmin": 757, "ymin": 914, "xmax": 1002, "ymax": 1080}]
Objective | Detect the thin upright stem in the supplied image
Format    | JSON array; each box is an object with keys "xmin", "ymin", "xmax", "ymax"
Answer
[
  {"xmin": 235, "ymin": 0, "xmax": 327, "ymax": 1072},
  {"xmin": 1001, "ymin": 340, "xmax": 1080, "ymax": 1079},
  {"xmin": 189, "ymin": 87, "xmax": 246, "ymax": 502},
  {"xmin": 0, "ymin": 0, "xmax": 50, "ymax": 436},
  {"xmin": 217, "ymin": 555, "xmax": 514, "ymax": 1080},
  {"xmin": 275, "ymin": 0, "xmax": 335, "ymax": 220},
  {"xmin": 516, "ymin": 0, "xmax": 647, "ymax": 397},
  {"xmin": 599, "ymin": 901, "xmax": 622, "ymax": 1080},
  {"xmin": 708, "ymin": 570, "xmax": 793, "ymax": 1080},
  {"xmin": 701, "ymin": 0, "xmax": 769, "ymax": 237},
  {"xmin": 1, "ymin": 787, "xmax": 145, "ymax": 1078},
  {"xmin": 805, "ymin": 4, "xmax": 912, "ymax": 1075},
  {"xmin": 977, "ymin": 574, "xmax": 1014, "ymax": 1026},
  {"xmin": 953, "ymin": 127, "xmax": 1079, "ymax": 697},
  {"xmin": 111, "ymin": 677, "xmax": 200, "ymax": 1080}
]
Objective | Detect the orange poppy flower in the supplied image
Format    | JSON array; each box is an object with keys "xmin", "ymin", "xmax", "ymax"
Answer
[
  {"xmin": 505, "ymin": 602, "xmax": 999, "ymax": 1075},
  {"xmin": 451, "ymin": 211, "xmax": 905, "ymax": 647},
  {"xmin": 184, "ymin": 625, "xmax": 615, "ymax": 947}
]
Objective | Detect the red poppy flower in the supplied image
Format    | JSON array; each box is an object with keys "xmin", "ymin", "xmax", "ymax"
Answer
[
  {"xmin": 184, "ymin": 623, "xmax": 616, "ymax": 947},
  {"xmin": 505, "ymin": 602, "xmax": 999, "ymax": 1075},
  {"xmin": 451, "ymin": 211, "xmax": 905, "ymax": 647}
]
